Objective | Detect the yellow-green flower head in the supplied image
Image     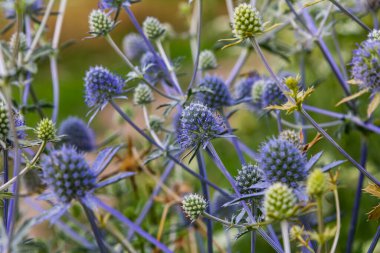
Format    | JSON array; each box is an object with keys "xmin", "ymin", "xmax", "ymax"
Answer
[
  {"xmin": 143, "ymin": 17, "xmax": 166, "ymax": 41},
  {"xmin": 306, "ymin": 169, "xmax": 328, "ymax": 198},
  {"xmin": 0, "ymin": 101, "xmax": 9, "ymax": 141},
  {"xmin": 290, "ymin": 225, "xmax": 304, "ymax": 240},
  {"xmin": 133, "ymin": 83, "xmax": 154, "ymax": 105},
  {"xmin": 35, "ymin": 118, "xmax": 56, "ymax": 141},
  {"xmin": 88, "ymin": 9, "xmax": 114, "ymax": 36},
  {"xmin": 264, "ymin": 182, "xmax": 297, "ymax": 221},
  {"xmin": 233, "ymin": 3, "xmax": 263, "ymax": 40},
  {"xmin": 182, "ymin": 193, "xmax": 207, "ymax": 221}
]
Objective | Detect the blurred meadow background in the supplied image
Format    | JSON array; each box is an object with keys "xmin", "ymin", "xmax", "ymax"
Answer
[{"xmin": 2, "ymin": 0, "xmax": 380, "ymax": 252}]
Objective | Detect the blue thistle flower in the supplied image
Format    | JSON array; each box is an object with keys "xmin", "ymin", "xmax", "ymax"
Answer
[
  {"xmin": 41, "ymin": 146, "xmax": 97, "ymax": 204},
  {"xmin": 39, "ymin": 145, "xmax": 134, "ymax": 222},
  {"xmin": 261, "ymin": 78, "xmax": 287, "ymax": 108},
  {"xmin": 140, "ymin": 52, "xmax": 162, "ymax": 84},
  {"xmin": 258, "ymin": 137, "xmax": 307, "ymax": 189},
  {"xmin": 351, "ymin": 39, "xmax": 380, "ymax": 92},
  {"xmin": 122, "ymin": 33, "xmax": 148, "ymax": 61},
  {"xmin": 177, "ymin": 103, "xmax": 225, "ymax": 152},
  {"xmin": 196, "ymin": 75, "xmax": 232, "ymax": 109},
  {"xmin": 58, "ymin": 117, "xmax": 96, "ymax": 152},
  {"xmin": 235, "ymin": 164, "xmax": 265, "ymax": 195},
  {"xmin": 84, "ymin": 66, "xmax": 125, "ymax": 107},
  {"xmin": 3, "ymin": 0, "xmax": 43, "ymax": 19}
]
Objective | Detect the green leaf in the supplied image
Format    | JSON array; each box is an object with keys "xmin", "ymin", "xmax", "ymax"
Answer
[{"xmin": 335, "ymin": 88, "xmax": 369, "ymax": 107}]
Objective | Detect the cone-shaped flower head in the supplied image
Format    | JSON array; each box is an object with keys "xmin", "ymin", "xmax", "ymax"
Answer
[
  {"xmin": 143, "ymin": 17, "xmax": 166, "ymax": 40},
  {"xmin": 41, "ymin": 146, "xmax": 96, "ymax": 203},
  {"xmin": 140, "ymin": 52, "xmax": 162, "ymax": 84},
  {"xmin": 133, "ymin": 83, "xmax": 154, "ymax": 105},
  {"xmin": 306, "ymin": 169, "xmax": 328, "ymax": 198},
  {"xmin": 35, "ymin": 118, "xmax": 56, "ymax": 141},
  {"xmin": 232, "ymin": 3, "xmax": 263, "ymax": 40},
  {"xmin": 262, "ymin": 78, "xmax": 287, "ymax": 107},
  {"xmin": 196, "ymin": 75, "xmax": 232, "ymax": 109},
  {"xmin": 199, "ymin": 50, "xmax": 218, "ymax": 70},
  {"xmin": 182, "ymin": 193, "xmax": 207, "ymax": 221},
  {"xmin": 369, "ymin": 30, "xmax": 380, "ymax": 42},
  {"xmin": 58, "ymin": 117, "xmax": 96, "ymax": 152},
  {"xmin": 279, "ymin": 129, "xmax": 303, "ymax": 150},
  {"xmin": 149, "ymin": 115, "xmax": 164, "ymax": 132},
  {"xmin": 258, "ymin": 137, "xmax": 307, "ymax": 188},
  {"xmin": 264, "ymin": 182, "xmax": 297, "ymax": 221},
  {"xmin": 88, "ymin": 9, "xmax": 114, "ymax": 36},
  {"xmin": 9, "ymin": 32, "xmax": 27, "ymax": 51},
  {"xmin": 177, "ymin": 103, "xmax": 225, "ymax": 150},
  {"xmin": 351, "ymin": 37, "xmax": 380, "ymax": 92},
  {"xmin": 251, "ymin": 79, "xmax": 266, "ymax": 109},
  {"xmin": 84, "ymin": 66, "xmax": 125, "ymax": 107},
  {"xmin": 0, "ymin": 101, "xmax": 9, "ymax": 141},
  {"xmin": 122, "ymin": 33, "xmax": 148, "ymax": 61},
  {"xmin": 235, "ymin": 164, "xmax": 265, "ymax": 195}
]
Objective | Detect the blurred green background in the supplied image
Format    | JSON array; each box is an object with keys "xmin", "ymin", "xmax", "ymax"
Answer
[{"xmin": 2, "ymin": 0, "xmax": 380, "ymax": 252}]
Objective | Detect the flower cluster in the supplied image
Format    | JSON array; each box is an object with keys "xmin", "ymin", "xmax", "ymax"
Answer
[
  {"xmin": 235, "ymin": 164, "xmax": 265, "ymax": 195},
  {"xmin": 58, "ymin": 117, "xmax": 96, "ymax": 152},
  {"xmin": 232, "ymin": 3, "xmax": 263, "ymax": 40},
  {"xmin": 182, "ymin": 194, "xmax": 207, "ymax": 221},
  {"xmin": 196, "ymin": 75, "xmax": 232, "ymax": 109}
]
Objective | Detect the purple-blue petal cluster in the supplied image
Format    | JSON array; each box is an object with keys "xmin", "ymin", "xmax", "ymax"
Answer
[
  {"xmin": 262, "ymin": 78, "xmax": 287, "ymax": 107},
  {"xmin": 258, "ymin": 137, "xmax": 307, "ymax": 188},
  {"xmin": 140, "ymin": 52, "xmax": 162, "ymax": 84},
  {"xmin": 59, "ymin": 117, "xmax": 96, "ymax": 152},
  {"xmin": 177, "ymin": 103, "xmax": 225, "ymax": 150},
  {"xmin": 123, "ymin": 33, "xmax": 148, "ymax": 61},
  {"xmin": 351, "ymin": 39, "xmax": 380, "ymax": 92},
  {"xmin": 196, "ymin": 75, "xmax": 232, "ymax": 109},
  {"xmin": 41, "ymin": 146, "xmax": 97, "ymax": 203},
  {"xmin": 84, "ymin": 66, "xmax": 125, "ymax": 107}
]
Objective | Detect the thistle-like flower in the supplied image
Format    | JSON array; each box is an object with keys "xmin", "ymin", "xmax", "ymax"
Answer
[
  {"xmin": 262, "ymin": 78, "xmax": 287, "ymax": 108},
  {"xmin": 351, "ymin": 38, "xmax": 380, "ymax": 92},
  {"xmin": 35, "ymin": 118, "xmax": 56, "ymax": 141},
  {"xmin": 264, "ymin": 182, "xmax": 298, "ymax": 221},
  {"xmin": 122, "ymin": 33, "xmax": 148, "ymax": 61},
  {"xmin": 149, "ymin": 115, "xmax": 164, "ymax": 132},
  {"xmin": 9, "ymin": 32, "xmax": 27, "ymax": 51},
  {"xmin": 369, "ymin": 30, "xmax": 380, "ymax": 42},
  {"xmin": 143, "ymin": 17, "xmax": 166, "ymax": 41},
  {"xmin": 235, "ymin": 164, "xmax": 265, "ymax": 195},
  {"xmin": 0, "ymin": 101, "xmax": 9, "ymax": 141},
  {"xmin": 140, "ymin": 52, "xmax": 162, "ymax": 84},
  {"xmin": 251, "ymin": 79, "xmax": 265, "ymax": 109},
  {"xmin": 39, "ymin": 145, "xmax": 134, "ymax": 222},
  {"xmin": 133, "ymin": 83, "xmax": 154, "ymax": 105},
  {"xmin": 199, "ymin": 50, "xmax": 218, "ymax": 70},
  {"xmin": 58, "ymin": 117, "xmax": 96, "ymax": 152},
  {"xmin": 182, "ymin": 194, "xmax": 207, "ymax": 221},
  {"xmin": 279, "ymin": 129, "xmax": 303, "ymax": 150},
  {"xmin": 258, "ymin": 137, "xmax": 307, "ymax": 188},
  {"xmin": 306, "ymin": 169, "xmax": 328, "ymax": 198},
  {"xmin": 84, "ymin": 66, "xmax": 125, "ymax": 108},
  {"xmin": 232, "ymin": 3, "xmax": 263, "ymax": 40},
  {"xmin": 177, "ymin": 103, "xmax": 225, "ymax": 152},
  {"xmin": 88, "ymin": 9, "xmax": 114, "ymax": 36},
  {"xmin": 196, "ymin": 75, "xmax": 232, "ymax": 109}
]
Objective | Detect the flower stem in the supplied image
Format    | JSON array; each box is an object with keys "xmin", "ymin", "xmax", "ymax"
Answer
[
  {"xmin": 330, "ymin": 180, "xmax": 341, "ymax": 253},
  {"xmin": 368, "ymin": 225, "xmax": 380, "ymax": 253},
  {"xmin": 80, "ymin": 202, "xmax": 108, "ymax": 253},
  {"xmin": 0, "ymin": 141, "xmax": 47, "ymax": 192},
  {"xmin": 280, "ymin": 221, "xmax": 291, "ymax": 253},
  {"xmin": 196, "ymin": 152, "xmax": 213, "ymax": 253},
  {"xmin": 226, "ymin": 47, "xmax": 250, "ymax": 87},
  {"xmin": 316, "ymin": 196, "xmax": 325, "ymax": 253},
  {"xmin": 328, "ymin": 0, "xmax": 371, "ymax": 32},
  {"xmin": 2, "ymin": 149, "xmax": 8, "ymax": 229}
]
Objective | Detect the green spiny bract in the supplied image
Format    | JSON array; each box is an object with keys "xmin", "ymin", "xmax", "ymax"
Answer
[
  {"xmin": 143, "ymin": 17, "xmax": 166, "ymax": 41},
  {"xmin": 133, "ymin": 83, "xmax": 154, "ymax": 105},
  {"xmin": 199, "ymin": 50, "xmax": 218, "ymax": 70}
]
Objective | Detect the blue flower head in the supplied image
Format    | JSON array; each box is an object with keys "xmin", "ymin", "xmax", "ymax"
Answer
[
  {"xmin": 123, "ymin": 33, "xmax": 148, "ymax": 61},
  {"xmin": 261, "ymin": 78, "xmax": 286, "ymax": 108},
  {"xmin": 234, "ymin": 75, "xmax": 260, "ymax": 100},
  {"xmin": 235, "ymin": 164, "xmax": 265, "ymax": 195},
  {"xmin": 58, "ymin": 117, "xmax": 96, "ymax": 152},
  {"xmin": 351, "ymin": 39, "xmax": 380, "ymax": 92},
  {"xmin": 140, "ymin": 52, "xmax": 162, "ymax": 84},
  {"xmin": 3, "ymin": 0, "xmax": 43, "ymax": 19},
  {"xmin": 41, "ymin": 146, "xmax": 97, "ymax": 204},
  {"xmin": 258, "ymin": 137, "xmax": 307, "ymax": 189},
  {"xmin": 84, "ymin": 66, "xmax": 125, "ymax": 107},
  {"xmin": 196, "ymin": 75, "xmax": 232, "ymax": 109},
  {"xmin": 178, "ymin": 103, "xmax": 225, "ymax": 151}
]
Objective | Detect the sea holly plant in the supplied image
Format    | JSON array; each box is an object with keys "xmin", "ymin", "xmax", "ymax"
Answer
[{"xmin": 0, "ymin": 0, "xmax": 380, "ymax": 252}]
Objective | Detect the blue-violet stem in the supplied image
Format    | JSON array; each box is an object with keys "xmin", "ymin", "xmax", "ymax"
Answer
[
  {"xmin": 368, "ymin": 225, "xmax": 380, "ymax": 253},
  {"xmin": 93, "ymin": 197, "xmax": 173, "ymax": 253},
  {"xmin": 346, "ymin": 140, "xmax": 368, "ymax": 253},
  {"xmin": 196, "ymin": 152, "xmax": 213, "ymax": 253},
  {"xmin": 81, "ymin": 202, "xmax": 108, "ymax": 253}
]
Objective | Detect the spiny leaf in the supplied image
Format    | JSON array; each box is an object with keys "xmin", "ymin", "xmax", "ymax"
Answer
[
  {"xmin": 335, "ymin": 88, "xmax": 369, "ymax": 107},
  {"xmin": 367, "ymin": 93, "xmax": 380, "ymax": 117},
  {"xmin": 363, "ymin": 184, "xmax": 380, "ymax": 198},
  {"xmin": 367, "ymin": 203, "xmax": 380, "ymax": 221}
]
